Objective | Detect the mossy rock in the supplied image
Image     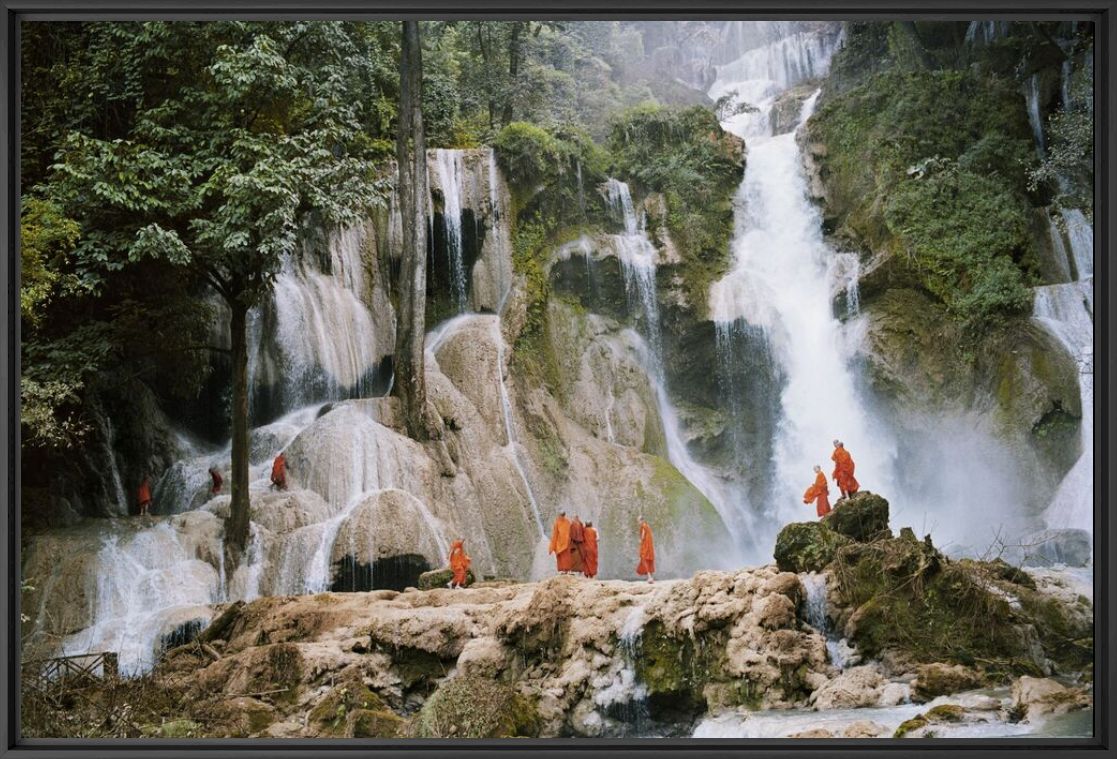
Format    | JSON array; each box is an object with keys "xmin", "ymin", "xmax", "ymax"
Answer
[
  {"xmin": 409, "ymin": 676, "xmax": 540, "ymax": 738},
  {"xmin": 417, "ymin": 567, "xmax": 476, "ymax": 590},
  {"xmin": 912, "ymin": 664, "xmax": 983, "ymax": 702},
  {"xmin": 633, "ymin": 620, "xmax": 720, "ymax": 721},
  {"xmin": 347, "ymin": 708, "xmax": 404, "ymax": 738},
  {"xmin": 386, "ymin": 645, "xmax": 450, "ymax": 691},
  {"xmin": 308, "ymin": 680, "xmax": 388, "ymax": 737},
  {"xmin": 924, "ymin": 704, "xmax": 966, "ymax": 723},
  {"xmin": 822, "ymin": 491, "xmax": 890, "ymax": 542},
  {"xmin": 893, "ymin": 716, "xmax": 928, "ymax": 738},
  {"xmin": 773, "ymin": 521, "xmax": 854, "ymax": 573}
]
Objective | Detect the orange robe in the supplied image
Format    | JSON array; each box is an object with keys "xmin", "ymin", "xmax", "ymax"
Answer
[
  {"xmin": 636, "ymin": 522, "xmax": 655, "ymax": 576},
  {"xmin": 569, "ymin": 519, "xmax": 586, "ymax": 574},
  {"xmin": 582, "ymin": 527, "xmax": 599, "ymax": 579},
  {"xmin": 137, "ymin": 479, "xmax": 152, "ymax": 509},
  {"xmin": 549, "ymin": 515, "xmax": 573, "ymax": 572},
  {"xmin": 803, "ymin": 471, "xmax": 831, "ymax": 518},
  {"xmin": 449, "ymin": 540, "xmax": 471, "ymax": 586},
  {"xmin": 271, "ymin": 453, "xmax": 287, "ymax": 490},
  {"xmin": 210, "ymin": 468, "xmax": 223, "ymax": 495},
  {"xmin": 831, "ymin": 447, "xmax": 859, "ymax": 496}
]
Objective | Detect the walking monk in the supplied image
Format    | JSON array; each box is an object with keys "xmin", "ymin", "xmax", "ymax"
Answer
[
  {"xmin": 636, "ymin": 518, "xmax": 655, "ymax": 583},
  {"xmin": 136, "ymin": 475, "xmax": 153, "ymax": 516},
  {"xmin": 803, "ymin": 465, "xmax": 831, "ymax": 518},
  {"xmin": 582, "ymin": 521, "xmax": 599, "ymax": 579},
  {"xmin": 549, "ymin": 511, "xmax": 574, "ymax": 573},
  {"xmin": 209, "ymin": 467, "xmax": 223, "ymax": 495},
  {"xmin": 271, "ymin": 452, "xmax": 288, "ymax": 491},
  {"xmin": 448, "ymin": 539, "xmax": 471, "ymax": 589},
  {"xmin": 831, "ymin": 440, "xmax": 859, "ymax": 500},
  {"xmin": 570, "ymin": 515, "xmax": 586, "ymax": 574}
]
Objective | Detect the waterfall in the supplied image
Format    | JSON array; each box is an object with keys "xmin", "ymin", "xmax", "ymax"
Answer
[
  {"xmin": 433, "ymin": 149, "xmax": 469, "ymax": 312},
  {"xmin": 244, "ymin": 226, "xmax": 391, "ymax": 423},
  {"xmin": 1062, "ymin": 209, "xmax": 1094, "ymax": 280},
  {"xmin": 708, "ymin": 80, "xmax": 898, "ymax": 540},
  {"xmin": 490, "ymin": 317, "xmax": 547, "ymax": 537},
  {"xmin": 799, "ymin": 572, "xmax": 855, "ymax": 669},
  {"xmin": 1033, "ymin": 280, "xmax": 1093, "ymax": 534},
  {"xmin": 1025, "ymin": 74, "xmax": 1045, "ymax": 155},
  {"xmin": 601, "ymin": 178, "xmax": 753, "ymax": 557},
  {"xmin": 595, "ymin": 602, "xmax": 652, "ymax": 735},
  {"xmin": 964, "ymin": 20, "xmax": 1010, "ymax": 46}
]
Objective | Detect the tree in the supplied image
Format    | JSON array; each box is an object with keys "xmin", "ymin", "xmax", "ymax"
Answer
[
  {"xmin": 392, "ymin": 21, "xmax": 439, "ymax": 441},
  {"xmin": 45, "ymin": 22, "xmax": 388, "ymax": 557}
]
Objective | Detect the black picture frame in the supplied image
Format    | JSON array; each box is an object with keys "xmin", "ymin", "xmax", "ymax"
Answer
[{"xmin": 1, "ymin": 2, "xmax": 1113, "ymax": 757}]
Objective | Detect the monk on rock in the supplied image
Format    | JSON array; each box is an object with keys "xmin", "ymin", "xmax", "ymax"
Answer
[
  {"xmin": 582, "ymin": 521, "xmax": 599, "ymax": 579},
  {"xmin": 831, "ymin": 439, "xmax": 859, "ymax": 500},
  {"xmin": 271, "ymin": 452, "xmax": 288, "ymax": 491},
  {"xmin": 569, "ymin": 515, "xmax": 586, "ymax": 575},
  {"xmin": 136, "ymin": 475, "xmax": 153, "ymax": 516},
  {"xmin": 448, "ymin": 539, "xmax": 471, "ymax": 589},
  {"xmin": 549, "ymin": 511, "xmax": 574, "ymax": 573},
  {"xmin": 803, "ymin": 464, "xmax": 831, "ymax": 518},
  {"xmin": 209, "ymin": 467, "xmax": 223, "ymax": 495},
  {"xmin": 636, "ymin": 517, "xmax": 655, "ymax": 583}
]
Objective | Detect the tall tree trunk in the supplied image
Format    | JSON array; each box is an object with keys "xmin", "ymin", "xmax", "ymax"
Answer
[
  {"xmin": 226, "ymin": 298, "xmax": 251, "ymax": 557},
  {"xmin": 393, "ymin": 20, "xmax": 434, "ymax": 441},
  {"xmin": 501, "ymin": 22, "xmax": 525, "ymax": 126}
]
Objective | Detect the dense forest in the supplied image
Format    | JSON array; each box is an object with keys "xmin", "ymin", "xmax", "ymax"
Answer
[{"xmin": 20, "ymin": 19, "xmax": 1095, "ymax": 740}]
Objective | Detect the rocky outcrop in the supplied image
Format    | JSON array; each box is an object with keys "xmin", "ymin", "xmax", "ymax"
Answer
[{"xmin": 821, "ymin": 492, "xmax": 890, "ymax": 541}]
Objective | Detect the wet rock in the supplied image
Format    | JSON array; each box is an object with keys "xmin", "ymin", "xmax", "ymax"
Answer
[
  {"xmin": 911, "ymin": 663, "xmax": 983, "ymax": 702},
  {"xmin": 822, "ymin": 491, "xmax": 890, "ymax": 542},
  {"xmin": 1011, "ymin": 676, "xmax": 1091, "ymax": 721},
  {"xmin": 789, "ymin": 728, "xmax": 835, "ymax": 738},
  {"xmin": 810, "ymin": 665, "xmax": 886, "ymax": 709},
  {"xmin": 1018, "ymin": 529, "xmax": 1093, "ymax": 568},
  {"xmin": 843, "ymin": 720, "xmax": 887, "ymax": 737}
]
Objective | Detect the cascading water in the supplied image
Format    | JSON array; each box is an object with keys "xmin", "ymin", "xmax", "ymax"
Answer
[
  {"xmin": 708, "ymin": 60, "xmax": 898, "ymax": 544},
  {"xmin": 1033, "ymin": 280, "xmax": 1093, "ymax": 534},
  {"xmin": 601, "ymin": 179, "xmax": 753, "ymax": 558},
  {"xmin": 799, "ymin": 572, "xmax": 855, "ymax": 670},
  {"xmin": 1025, "ymin": 74, "xmax": 1046, "ymax": 155},
  {"xmin": 433, "ymin": 149, "xmax": 469, "ymax": 312}
]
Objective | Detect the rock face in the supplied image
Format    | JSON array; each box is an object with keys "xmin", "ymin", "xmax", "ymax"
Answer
[
  {"xmin": 774, "ymin": 521, "xmax": 852, "ymax": 573},
  {"xmin": 1011, "ymin": 676, "xmax": 1091, "ymax": 721},
  {"xmin": 60, "ymin": 569, "xmax": 835, "ymax": 738}
]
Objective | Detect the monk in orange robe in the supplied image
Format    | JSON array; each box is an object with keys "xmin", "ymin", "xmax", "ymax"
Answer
[
  {"xmin": 209, "ymin": 467, "xmax": 223, "ymax": 495},
  {"xmin": 549, "ymin": 511, "xmax": 573, "ymax": 573},
  {"xmin": 271, "ymin": 452, "xmax": 288, "ymax": 491},
  {"xmin": 636, "ymin": 518, "xmax": 655, "ymax": 583},
  {"xmin": 569, "ymin": 516, "xmax": 586, "ymax": 574},
  {"xmin": 803, "ymin": 465, "xmax": 831, "ymax": 518},
  {"xmin": 448, "ymin": 539, "xmax": 471, "ymax": 588},
  {"xmin": 831, "ymin": 440, "xmax": 859, "ymax": 500},
  {"xmin": 582, "ymin": 522, "xmax": 599, "ymax": 579},
  {"xmin": 137, "ymin": 476, "xmax": 152, "ymax": 516}
]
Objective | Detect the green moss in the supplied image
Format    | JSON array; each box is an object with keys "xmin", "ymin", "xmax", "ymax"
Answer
[
  {"xmin": 409, "ymin": 676, "xmax": 540, "ymax": 738},
  {"xmin": 140, "ymin": 719, "xmax": 202, "ymax": 738},
  {"xmin": 808, "ymin": 67, "xmax": 1039, "ymax": 333},
  {"xmin": 773, "ymin": 521, "xmax": 854, "ymax": 574},
  {"xmin": 633, "ymin": 620, "xmax": 722, "ymax": 719},
  {"xmin": 894, "ymin": 716, "xmax": 929, "ymax": 738},
  {"xmin": 309, "ymin": 681, "xmax": 387, "ymax": 737},
  {"xmin": 925, "ymin": 704, "xmax": 966, "ymax": 722},
  {"xmin": 417, "ymin": 567, "xmax": 476, "ymax": 590},
  {"xmin": 348, "ymin": 708, "xmax": 404, "ymax": 738}
]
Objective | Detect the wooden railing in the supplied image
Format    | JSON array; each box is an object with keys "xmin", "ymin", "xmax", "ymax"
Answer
[{"xmin": 22, "ymin": 652, "xmax": 119, "ymax": 695}]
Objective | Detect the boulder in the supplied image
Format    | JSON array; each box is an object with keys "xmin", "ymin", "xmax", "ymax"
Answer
[
  {"xmin": 822, "ymin": 491, "xmax": 890, "ymax": 542},
  {"xmin": 843, "ymin": 720, "xmax": 887, "ymax": 738},
  {"xmin": 329, "ymin": 489, "xmax": 448, "ymax": 576},
  {"xmin": 347, "ymin": 708, "xmax": 405, "ymax": 738},
  {"xmin": 773, "ymin": 521, "xmax": 853, "ymax": 573},
  {"xmin": 911, "ymin": 663, "xmax": 983, "ymax": 702},
  {"xmin": 810, "ymin": 665, "xmax": 886, "ymax": 710},
  {"xmin": 789, "ymin": 728, "xmax": 834, "ymax": 738},
  {"xmin": 1011, "ymin": 676, "xmax": 1091, "ymax": 721}
]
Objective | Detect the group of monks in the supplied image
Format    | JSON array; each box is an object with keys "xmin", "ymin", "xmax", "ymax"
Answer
[
  {"xmin": 802, "ymin": 439, "xmax": 861, "ymax": 518},
  {"xmin": 136, "ymin": 452, "xmax": 287, "ymax": 516},
  {"xmin": 548, "ymin": 512, "xmax": 655, "ymax": 583}
]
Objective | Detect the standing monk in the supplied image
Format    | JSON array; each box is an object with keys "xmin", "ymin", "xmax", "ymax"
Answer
[
  {"xmin": 136, "ymin": 475, "xmax": 153, "ymax": 516},
  {"xmin": 636, "ymin": 517, "xmax": 655, "ymax": 583},
  {"xmin": 549, "ymin": 511, "xmax": 573, "ymax": 573},
  {"xmin": 803, "ymin": 465, "xmax": 831, "ymax": 518},
  {"xmin": 569, "ymin": 515, "xmax": 586, "ymax": 575},
  {"xmin": 209, "ymin": 467, "xmax": 223, "ymax": 496},
  {"xmin": 271, "ymin": 452, "xmax": 288, "ymax": 491},
  {"xmin": 448, "ymin": 539, "xmax": 471, "ymax": 588},
  {"xmin": 831, "ymin": 440, "xmax": 859, "ymax": 500},
  {"xmin": 582, "ymin": 522, "xmax": 599, "ymax": 579}
]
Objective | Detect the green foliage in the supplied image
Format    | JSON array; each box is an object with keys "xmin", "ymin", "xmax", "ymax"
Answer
[
  {"xmin": 19, "ymin": 197, "xmax": 82, "ymax": 326},
  {"xmin": 607, "ymin": 103, "xmax": 742, "ymax": 310},
  {"xmin": 809, "ymin": 67, "xmax": 1038, "ymax": 331},
  {"xmin": 1028, "ymin": 53, "xmax": 1094, "ymax": 216},
  {"xmin": 884, "ymin": 166, "xmax": 1035, "ymax": 329}
]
